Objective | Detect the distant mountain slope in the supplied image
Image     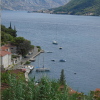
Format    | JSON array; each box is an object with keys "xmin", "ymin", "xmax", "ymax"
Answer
[
  {"xmin": 2, "ymin": 0, "xmax": 70, "ymax": 11},
  {"xmin": 51, "ymin": 0, "xmax": 100, "ymax": 16}
]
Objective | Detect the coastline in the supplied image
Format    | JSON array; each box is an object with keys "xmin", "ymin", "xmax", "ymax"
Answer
[{"xmin": 19, "ymin": 46, "xmax": 44, "ymax": 81}]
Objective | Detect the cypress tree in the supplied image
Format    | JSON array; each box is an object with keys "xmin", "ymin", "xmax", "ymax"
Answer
[
  {"xmin": 9, "ymin": 22, "xmax": 12, "ymax": 29},
  {"xmin": 14, "ymin": 25, "xmax": 16, "ymax": 31},
  {"xmin": 59, "ymin": 69, "xmax": 66, "ymax": 85}
]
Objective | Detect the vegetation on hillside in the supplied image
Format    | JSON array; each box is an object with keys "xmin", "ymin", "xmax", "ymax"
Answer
[
  {"xmin": 1, "ymin": 24, "xmax": 34, "ymax": 56},
  {"xmin": 50, "ymin": 0, "xmax": 100, "ymax": 16},
  {"xmin": 1, "ymin": 70, "xmax": 100, "ymax": 100}
]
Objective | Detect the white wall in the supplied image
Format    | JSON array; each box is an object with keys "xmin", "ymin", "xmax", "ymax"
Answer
[{"xmin": 1, "ymin": 54, "xmax": 12, "ymax": 68}]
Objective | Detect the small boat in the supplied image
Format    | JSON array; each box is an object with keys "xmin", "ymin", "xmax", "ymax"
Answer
[
  {"xmin": 36, "ymin": 68, "xmax": 50, "ymax": 72},
  {"xmin": 51, "ymin": 59, "xmax": 55, "ymax": 61},
  {"xmin": 59, "ymin": 59, "xmax": 66, "ymax": 62},
  {"xmin": 47, "ymin": 51, "xmax": 53, "ymax": 53},
  {"xmin": 24, "ymin": 65, "xmax": 34, "ymax": 70},
  {"xmin": 36, "ymin": 56, "xmax": 50, "ymax": 72},
  {"xmin": 27, "ymin": 65, "xmax": 34, "ymax": 70},
  {"xmin": 59, "ymin": 47, "xmax": 62, "ymax": 49},
  {"xmin": 52, "ymin": 40, "xmax": 58, "ymax": 45},
  {"xmin": 27, "ymin": 11, "xmax": 33, "ymax": 13}
]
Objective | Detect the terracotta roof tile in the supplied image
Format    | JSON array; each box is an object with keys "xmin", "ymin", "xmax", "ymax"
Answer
[
  {"xmin": 95, "ymin": 88, "xmax": 100, "ymax": 91},
  {"xmin": 0, "ymin": 46, "xmax": 9, "ymax": 51},
  {"xmin": 0, "ymin": 51, "xmax": 11, "ymax": 57}
]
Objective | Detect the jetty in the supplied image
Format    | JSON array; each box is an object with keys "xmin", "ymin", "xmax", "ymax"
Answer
[{"xmin": 21, "ymin": 65, "xmax": 34, "ymax": 81}]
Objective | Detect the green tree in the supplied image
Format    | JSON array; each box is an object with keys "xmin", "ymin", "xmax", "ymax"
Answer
[
  {"xmin": 18, "ymin": 40, "xmax": 31, "ymax": 56},
  {"xmin": 8, "ymin": 22, "xmax": 12, "ymax": 29},
  {"xmin": 6, "ymin": 28, "xmax": 17, "ymax": 37},
  {"xmin": 13, "ymin": 37, "xmax": 25, "ymax": 46},
  {"xmin": 59, "ymin": 69, "xmax": 66, "ymax": 85}
]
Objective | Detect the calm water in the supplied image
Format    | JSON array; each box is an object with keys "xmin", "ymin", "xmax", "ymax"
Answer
[{"xmin": 2, "ymin": 10, "xmax": 100, "ymax": 94}]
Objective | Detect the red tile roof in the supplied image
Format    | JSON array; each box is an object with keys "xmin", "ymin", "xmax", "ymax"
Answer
[
  {"xmin": 95, "ymin": 88, "xmax": 100, "ymax": 91},
  {"xmin": 0, "ymin": 51, "xmax": 11, "ymax": 57},
  {"xmin": 94, "ymin": 88, "xmax": 100, "ymax": 98},
  {"xmin": 59, "ymin": 85, "xmax": 80, "ymax": 94},
  {"xmin": 0, "ymin": 46, "xmax": 9, "ymax": 51}
]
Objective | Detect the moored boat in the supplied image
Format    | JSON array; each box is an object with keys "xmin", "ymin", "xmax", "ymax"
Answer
[
  {"xmin": 52, "ymin": 40, "xmax": 58, "ymax": 45},
  {"xmin": 36, "ymin": 68, "xmax": 50, "ymax": 72},
  {"xmin": 59, "ymin": 59, "xmax": 66, "ymax": 62},
  {"xmin": 51, "ymin": 59, "xmax": 55, "ymax": 61},
  {"xmin": 59, "ymin": 47, "xmax": 62, "ymax": 49}
]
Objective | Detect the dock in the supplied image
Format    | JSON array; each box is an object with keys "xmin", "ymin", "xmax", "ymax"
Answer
[{"xmin": 21, "ymin": 65, "xmax": 34, "ymax": 81}]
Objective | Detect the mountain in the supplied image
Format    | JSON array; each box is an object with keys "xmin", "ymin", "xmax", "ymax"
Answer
[
  {"xmin": 50, "ymin": 0, "xmax": 100, "ymax": 16},
  {"xmin": 2, "ymin": 0, "xmax": 70, "ymax": 11}
]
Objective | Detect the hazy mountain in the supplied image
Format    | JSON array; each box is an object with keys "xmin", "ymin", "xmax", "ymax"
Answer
[
  {"xmin": 50, "ymin": 0, "xmax": 100, "ymax": 16},
  {"xmin": 2, "ymin": 0, "xmax": 70, "ymax": 11}
]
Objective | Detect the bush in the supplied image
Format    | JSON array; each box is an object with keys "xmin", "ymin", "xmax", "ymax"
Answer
[{"xmin": 25, "ymin": 61, "xmax": 31, "ymax": 65}]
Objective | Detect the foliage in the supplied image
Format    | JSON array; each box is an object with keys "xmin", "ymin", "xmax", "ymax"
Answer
[
  {"xmin": 51, "ymin": 0, "xmax": 100, "ymax": 16},
  {"xmin": 59, "ymin": 69, "xmax": 66, "ymax": 85},
  {"xmin": 1, "ymin": 24, "xmax": 17, "ymax": 45},
  {"xmin": 1, "ymin": 24, "xmax": 17, "ymax": 37},
  {"xmin": 11, "ymin": 37, "xmax": 34, "ymax": 56},
  {"xmin": 30, "ymin": 45, "xmax": 34, "ymax": 50},
  {"xmin": 11, "ymin": 55, "xmax": 19, "ymax": 58},
  {"xmin": 12, "ymin": 37, "xmax": 25, "ymax": 46},
  {"xmin": 1, "ymin": 24, "xmax": 37, "ymax": 56},
  {"xmin": 1, "ymin": 72, "xmax": 97, "ymax": 100},
  {"xmin": 24, "ymin": 61, "xmax": 31, "ymax": 65},
  {"xmin": 37, "ymin": 46, "xmax": 41, "ymax": 52},
  {"xmin": 1, "ymin": 70, "xmax": 25, "ymax": 84},
  {"xmin": 1, "ymin": 31, "xmax": 14, "ymax": 44}
]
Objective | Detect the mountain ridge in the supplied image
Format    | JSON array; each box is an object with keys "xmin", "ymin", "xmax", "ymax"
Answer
[
  {"xmin": 50, "ymin": 0, "xmax": 100, "ymax": 16},
  {"xmin": 2, "ymin": 0, "xmax": 70, "ymax": 11}
]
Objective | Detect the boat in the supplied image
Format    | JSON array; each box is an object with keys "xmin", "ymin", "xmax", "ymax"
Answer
[
  {"xmin": 59, "ymin": 59, "xmax": 66, "ymax": 62},
  {"xmin": 22, "ymin": 65, "xmax": 34, "ymax": 72},
  {"xmin": 59, "ymin": 47, "xmax": 62, "ymax": 49},
  {"xmin": 36, "ymin": 56, "xmax": 50, "ymax": 72},
  {"xmin": 46, "ymin": 51, "xmax": 53, "ymax": 53},
  {"xmin": 52, "ymin": 24, "xmax": 58, "ymax": 45},
  {"xmin": 52, "ymin": 40, "xmax": 58, "ymax": 45},
  {"xmin": 24, "ymin": 65, "xmax": 34, "ymax": 70},
  {"xmin": 27, "ymin": 11, "xmax": 33, "ymax": 13},
  {"xmin": 27, "ymin": 65, "xmax": 34, "ymax": 70},
  {"xmin": 36, "ymin": 67, "xmax": 50, "ymax": 72},
  {"xmin": 51, "ymin": 59, "xmax": 55, "ymax": 61}
]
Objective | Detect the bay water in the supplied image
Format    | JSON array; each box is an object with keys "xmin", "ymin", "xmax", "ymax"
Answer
[{"xmin": 2, "ymin": 10, "xmax": 100, "ymax": 94}]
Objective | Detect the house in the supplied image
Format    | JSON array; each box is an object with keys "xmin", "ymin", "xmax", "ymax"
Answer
[
  {"xmin": 5, "ymin": 44, "xmax": 17, "ymax": 54},
  {"xmin": 0, "ymin": 45, "xmax": 11, "ymax": 52},
  {"xmin": 93, "ymin": 88, "xmax": 100, "ymax": 99},
  {"xmin": 0, "ymin": 50, "xmax": 12, "ymax": 68}
]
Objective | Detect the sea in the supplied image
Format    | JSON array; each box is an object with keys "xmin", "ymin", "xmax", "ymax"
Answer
[{"xmin": 1, "ymin": 10, "xmax": 100, "ymax": 94}]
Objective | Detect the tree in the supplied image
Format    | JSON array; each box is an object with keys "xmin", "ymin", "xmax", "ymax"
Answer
[
  {"xmin": 13, "ymin": 37, "xmax": 25, "ymax": 46},
  {"xmin": 9, "ymin": 22, "xmax": 12, "ymax": 29},
  {"xmin": 59, "ymin": 69, "xmax": 66, "ymax": 85},
  {"xmin": 18, "ymin": 40, "xmax": 31, "ymax": 56}
]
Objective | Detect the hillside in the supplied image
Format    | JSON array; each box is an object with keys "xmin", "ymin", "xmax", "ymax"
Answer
[
  {"xmin": 50, "ymin": 0, "xmax": 100, "ymax": 16},
  {"xmin": 2, "ymin": 0, "xmax": 70, "ymax": 11}
]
